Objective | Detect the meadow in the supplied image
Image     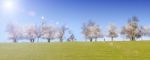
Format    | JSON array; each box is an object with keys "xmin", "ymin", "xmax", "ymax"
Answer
[{"xmin": 0, "ymin": 41, "xmax": 150, "ymax": 60}]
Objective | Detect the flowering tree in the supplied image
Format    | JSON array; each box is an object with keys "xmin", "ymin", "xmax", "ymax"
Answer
[
  {"xmin": 82, "ymin": 21, "xmax": 102, "ymax": 42},
  {"xmin": 57, "ymin": 25, "xmax": 68, "ymax": 42},
  {"xmin": 33, "ymin": 25, "xmax": 44, "ymax": 42},
  {"xmin": 6, "ymin": 23, "xmax": 22, "ymax": 43},
  {"xmin": 121, "ymin": 16, "xmax": 142, "ymax": 41},
  {"xmin": 25, "ymin": 25, "xmax": 37, "ymax": 43},
  {"xmin": 41, "ymin": 25, "xmax": 55, "ymax": 43},
  {"xmin": 107, "ymin": 24, "xmax": 118, "ymax": 41}
]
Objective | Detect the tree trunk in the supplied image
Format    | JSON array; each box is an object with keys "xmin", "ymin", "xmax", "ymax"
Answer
[
  {"xmin": 60, "ymin": 38, "xmax": 63, "ymax": 42},
  {"xmin": 90, "ymin": 38, "xmax": 93, "ymax": 42},
  {"xmin": 131, "ymin": 36, "xmax": 135, "ymax": 41},
  {"xmin": 13, "ymin": 39, "xmax": 17, "ymax": 43},
  {"xmin": 111, "ymin": 37, "xmax": 114, "ymax": 41},
  {"xmin": 48, "ymin": 39, "xmax": 51, "ymax": 43}
]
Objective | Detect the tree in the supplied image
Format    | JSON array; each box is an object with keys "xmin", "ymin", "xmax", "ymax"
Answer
[
  {"xmin": 35, "ymin": 26, "xmax": 43, "ymax": 42},
  {"xmin": 107, "ymin": 24, "xmax": 118, "ymax": 41},
  {"xmin": 121, "ymin": 16, "xmax": 142, "ymax": 41},
  {"xmin": 67, "ymin": 31, "xmax": 76, "ymax": 42},
  {"xmin": 26, "ymin": 25, "xmax": 37, "ymax": 43},
  {"xmin": 94, "ymin": 24, "xmax": 103, "ymax": 42},
  {"xmin": 82, "ymin": 21, "xmax": 102, "ymax": 42},
  {"xmin": 57, "ymin": 25, "xmax": 68, "ymax": 42},
  {"xmin": 37, "ymin": 16, "xmax": 46, "ymax": 42},
  {"xmin": 6, "ymin": 23, "xmax": 22, "ymax": 43},
  {"xmin": 67, "ymin": 34, "xmax": 76, "ymax": 42},
  {"xmin": 41, "ymin": 25, "xmax": 55, "ymax": 43}
]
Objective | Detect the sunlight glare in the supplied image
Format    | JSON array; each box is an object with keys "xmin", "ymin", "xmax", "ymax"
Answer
[{"xmin": 2, "ymin": 0, "xmax": 17, "ymax": 13}]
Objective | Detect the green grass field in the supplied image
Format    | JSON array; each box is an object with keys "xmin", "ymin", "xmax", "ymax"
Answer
[{"xmin": 0, "ymin": 41, "xmax": 150, "ymax": 60}]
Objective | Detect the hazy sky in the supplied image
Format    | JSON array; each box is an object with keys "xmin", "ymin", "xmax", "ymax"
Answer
[{"xmin": 0, "ymin": 0, "xmax": 150, "ymax": 42}]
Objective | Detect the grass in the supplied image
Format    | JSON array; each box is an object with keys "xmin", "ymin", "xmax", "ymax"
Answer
[{"xmin": 0, "ymin": 41, "xmax": 150, "ymax": 60}]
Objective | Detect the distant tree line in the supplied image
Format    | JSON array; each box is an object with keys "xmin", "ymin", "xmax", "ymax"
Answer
[{"xmin": 6, "ymin": 16, "xmax": 150, "ymax": 43}]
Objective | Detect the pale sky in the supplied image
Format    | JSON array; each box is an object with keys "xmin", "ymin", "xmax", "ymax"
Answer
[{"xmin": 0, "ymin": 0, "xmax": 150, "ymax": 42}]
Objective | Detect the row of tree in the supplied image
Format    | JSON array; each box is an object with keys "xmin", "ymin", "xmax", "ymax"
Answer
[
  {"xmin": 6, "ymin": 16, "xmax": 150, "ymax": 43},
  {"xmin": 6, "ymin": 23, "xmax": 76, "ymax": 43},
  {"xmin": 82, "ymin": 16, "xmax": 150, "ymax": 42}
]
